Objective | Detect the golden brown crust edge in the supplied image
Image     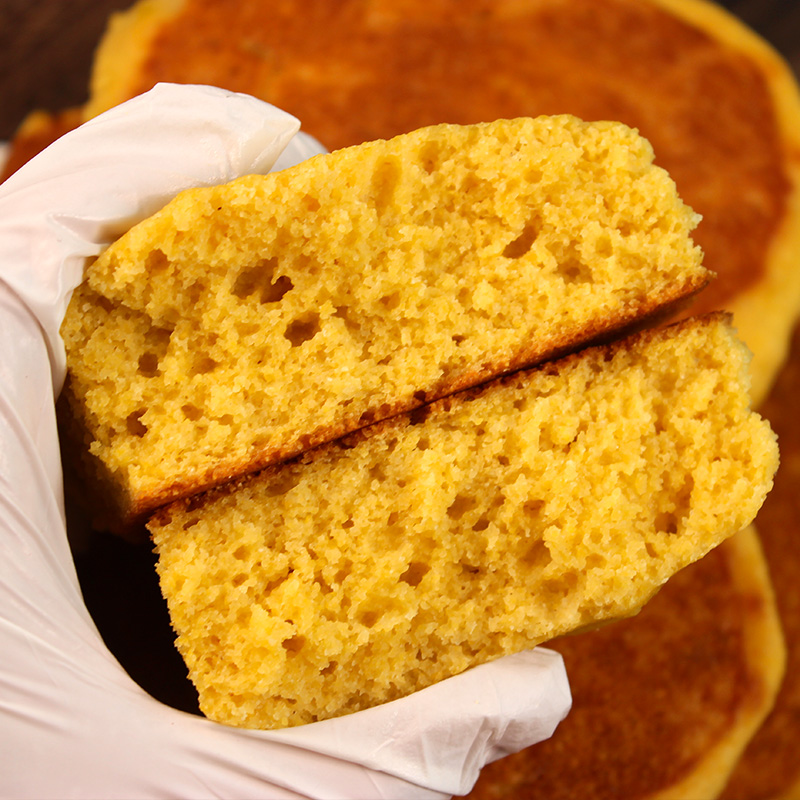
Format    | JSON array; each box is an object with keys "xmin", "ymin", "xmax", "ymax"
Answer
[
  {"xmin": 129, "ymin": 273, "xmax": 709, "ymax": 531},
  {"xmin": 149, "ymin": 309, "xmax": 727, "ymax": 532}
]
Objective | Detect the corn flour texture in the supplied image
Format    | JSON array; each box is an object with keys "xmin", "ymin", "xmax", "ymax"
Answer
[
  {"xmin": 59, "ymin": 115, "xmax": 709, "ymax": 529},
  {"xmin": 149, "ymin": 314, "xmax": 777, "ymax": 730}
]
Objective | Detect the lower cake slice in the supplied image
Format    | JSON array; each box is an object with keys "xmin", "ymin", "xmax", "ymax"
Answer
[
  {"xmin": 148, "ymin": 313, "xmax": 778, "ymax": 730},
  {"xmin": 60, "ymin": 114, "xmax": 709, "ymax": 530}
]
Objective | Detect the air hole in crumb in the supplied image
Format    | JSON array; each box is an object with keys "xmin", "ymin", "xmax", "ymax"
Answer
[
  {"xmin": 342, "ymin": 518, "xmax": 355, "ymax": 529},
  {"xmin": 369, "ymin": 464, "xmax": 385, "ymax": 482},
  {"xmin": 460, "ymin": 562, "xmax": 481, "ymax": 576},
  {"xmin": 585, "ymin": 554, "xmax": 607, "ymax": 570},
  {"xmin": 284, "ymin": 314, "xmax": 321, "ymax": 346},
  {"xmin": 562, "ymin": 256, "xmax": 592, "ymax": 284},
  {"xmin": 137, "ymin": 352, "xmax": 159, "ymax": 377},
  {"xmin": 236, "ymin": 321, "xmax": 261, "ymax": 337},
  {"xmin": 315, "ymin": 574, "xmax": 332, "ymax": 594},
  {"xmin": 182, "ymin": 404, "xmax": 203, "ymax": 421},
  {"xmin": 232, "ymin": 573, "xmax": 247, "ymax": 587},
  {"xmin": 261, "ymin": 275, "xmax": 294, "ymax": 304},
  {"xmin": 303, "ymin": 195, "xmax": 321, "ymax": 213},
  {"xmin": 400, "ymin": 561, "xmax": 430, "ymax": 587},
  {"xmin": 321, "ymin": 661, "xmax": 338, "ymax": 676},
  {"xmin": 360, "ymin": 610, "xmax": 380, "ymax": 628},
  {"xmin": 126, "ymin": 410, "xmax": 148, "ymax": 437},
  {"xmin": 192, "ymin": 355, "xmax": 217, "ymax": 375},
  {"xmin": 236, "ymin": 607, "xmax": 252, "ymax": 625},
  {"xmin": 387, "ymin": 511, "xmax": 400, "ymax": 526},
  {"xmin": 334, "ymin": 305, "xmax": 361, "ymax": 335},
  {"xmin": 231, "ymin": 257, "xmax": 279, "ymax": 299},
  {"xmin": 233, "ymin": 545, "xmax": 250, "ymax": 560},
  {"xmin": 522, "ymin": 538, "xmax": 552, "ymax": 568},
  {"xmin": 266, "ymin": 473, "xmax": 300, "ymax": 497},
  {"xmin": 282, "ymin": 635, "xmax": 306, "ymax": 655},
  {"xmin": 646, "ymin": 542, "xmax": 659, "ymax": 558},
  {"xmin": 418, "ymin": 139, "xmax": 442, "ymax": 174},
  {"xmin": 371, "ymin": 156, "xmax": 401, "ymax": 217},
  {"xmin": 146, "ymin": 248, "xmax": 170, "ymax": 273},
  {"xmin": 543, "ymin": 572, "xmax": 578, "ymax": 597},
  {"xmin": 525, "ymin": 167, "xmax": 543, "ymax": 183},
  {"xmin": 334, "ymin": 560, "xmax": 353, "ymax": 584},
  {"xmin": 264, "ymin": 574, "xmax": 290, "ymax": 593},
  {"xmin": 416, "ymin": 436, "xmax": 430, "ymax": 451},
  {"xmin": 413, "ymin": 390, "xmax": 427, "ymax": 403},
  {"xmin": 218, "ymin": 414, "xmax": 234, "ymax": 426},
  {"xmin": 503, "ymin": 219, "xmax": 540, "ymax": 259},
  {"xmin": 473, "ymin": 516, "xmax": 490, "ymax": 532},
  {"xmin": 379, "ymin": 292, "xmax": 401, "ymax": 310},
  {"xmin": 358, "ymin": 409, "xmax": 376, "ymax": 425},
  {"xmin": 145, "ymin": 324, "xmax": 172, "ymax": 357},
  {"xmin": 182, "ymin": 518, "xmax": 199, "ymax": 531},
  {"xmin": 232, "ymin": 265, "xmax": 262, "ymax": 298},
  {"xmin": 186, "ymin": 280, "xmax": 205, "ymax": 305},
  {"xmin": 655, "ymin": 512, "xmax": 679, "ymax": 535},
  {"xmin": 523, "ymin": 499, "xmax": 545, "ymax": 518},
  {"xmin": 447, "ymin": 493, "xmax": 477, "ymax": 520}
]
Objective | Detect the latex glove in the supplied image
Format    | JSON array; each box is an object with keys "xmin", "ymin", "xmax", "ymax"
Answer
[{"xmin": 0, "ymin": 83, "xmax": 571, "ymax": 800}]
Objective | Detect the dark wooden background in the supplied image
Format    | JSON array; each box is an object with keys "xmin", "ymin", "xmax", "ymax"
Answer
[{"xmin": 0, "ymin": 0, "xmax": 799, "ymax": 141}]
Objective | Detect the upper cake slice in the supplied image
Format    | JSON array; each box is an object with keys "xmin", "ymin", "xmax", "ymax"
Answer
[{"xmin": 59, "ymin": 115, "xmax": 709, "ymax": 528}]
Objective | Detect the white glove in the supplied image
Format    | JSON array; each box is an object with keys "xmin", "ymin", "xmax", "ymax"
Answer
[{"xmin": 0, "ymin": 83, "xmax": 571, "ymax": 800}]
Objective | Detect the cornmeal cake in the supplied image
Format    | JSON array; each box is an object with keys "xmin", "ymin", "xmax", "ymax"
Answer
[
  {"xmin": 60, "ymin": 115, "xmax": 708, "ymax": 529},
  {"xmin": 3, "ymin": 0, "xmax": 792, "ymax": 402},
  {"xmin": 719, "ymin": 322, "xmax": 800, "ymax": 800},
  {"xmin": 466, "ymin": 525, "xmax": 786, "ymax": 800},
  {"xmin": 12, "ymin": 0, "xmax": 794, "ymax": 790},
  {"xmin": 148, "ymin": 314, "xmax": 777, "ymax": 730}
]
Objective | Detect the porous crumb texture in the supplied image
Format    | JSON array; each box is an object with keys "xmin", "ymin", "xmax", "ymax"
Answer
[
  {"xmin": 60, "ymin": 115, "xmax": 708, "ymax": 524},
  {"xmin": 149, "ymin": 315, "xmax": 777, "ymax": 730}
]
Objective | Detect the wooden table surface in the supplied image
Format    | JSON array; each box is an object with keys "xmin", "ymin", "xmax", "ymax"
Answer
[{"xmin": 0, "ymin": 0, "xmax": 799, "ymax": 141}]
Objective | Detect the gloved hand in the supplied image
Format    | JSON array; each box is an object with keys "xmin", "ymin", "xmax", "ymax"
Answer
[{"xmin": 0, "ymin": 83, "xmax": 571, "ymax": 800}]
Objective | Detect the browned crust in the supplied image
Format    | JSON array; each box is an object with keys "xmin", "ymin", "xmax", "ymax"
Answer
[
  {"xmin": 149, "ymin": 309, "xmax": 725, "ymax": 531},
  {"xmin": 133, "ymin": 275, "xmax": 711, "ymax": 531}
]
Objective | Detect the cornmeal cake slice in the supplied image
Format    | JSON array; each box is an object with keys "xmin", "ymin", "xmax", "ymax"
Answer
[
  {"xmin": 9, "ymin": 0, "xmax": 800, "ymax": 398},
  {"xmin": 60, "ymin": 115, "xmax": 708, "ymax": 529},
  {"xmin": 148, "ymin": 314, "xmax": 778, "ymax": 730},
  {"xmin": 21, "ymin": 0, "xmax": 792, "ymax": 404}
]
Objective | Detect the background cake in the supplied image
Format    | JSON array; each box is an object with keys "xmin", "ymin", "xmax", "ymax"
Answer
[
  {"xmin": 4, "ymin": 1, "xmax": 800, "ymax": 797},
  {"xmin": 60, "ymin": 115, "xmax": 708, "ymax": 528}
]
